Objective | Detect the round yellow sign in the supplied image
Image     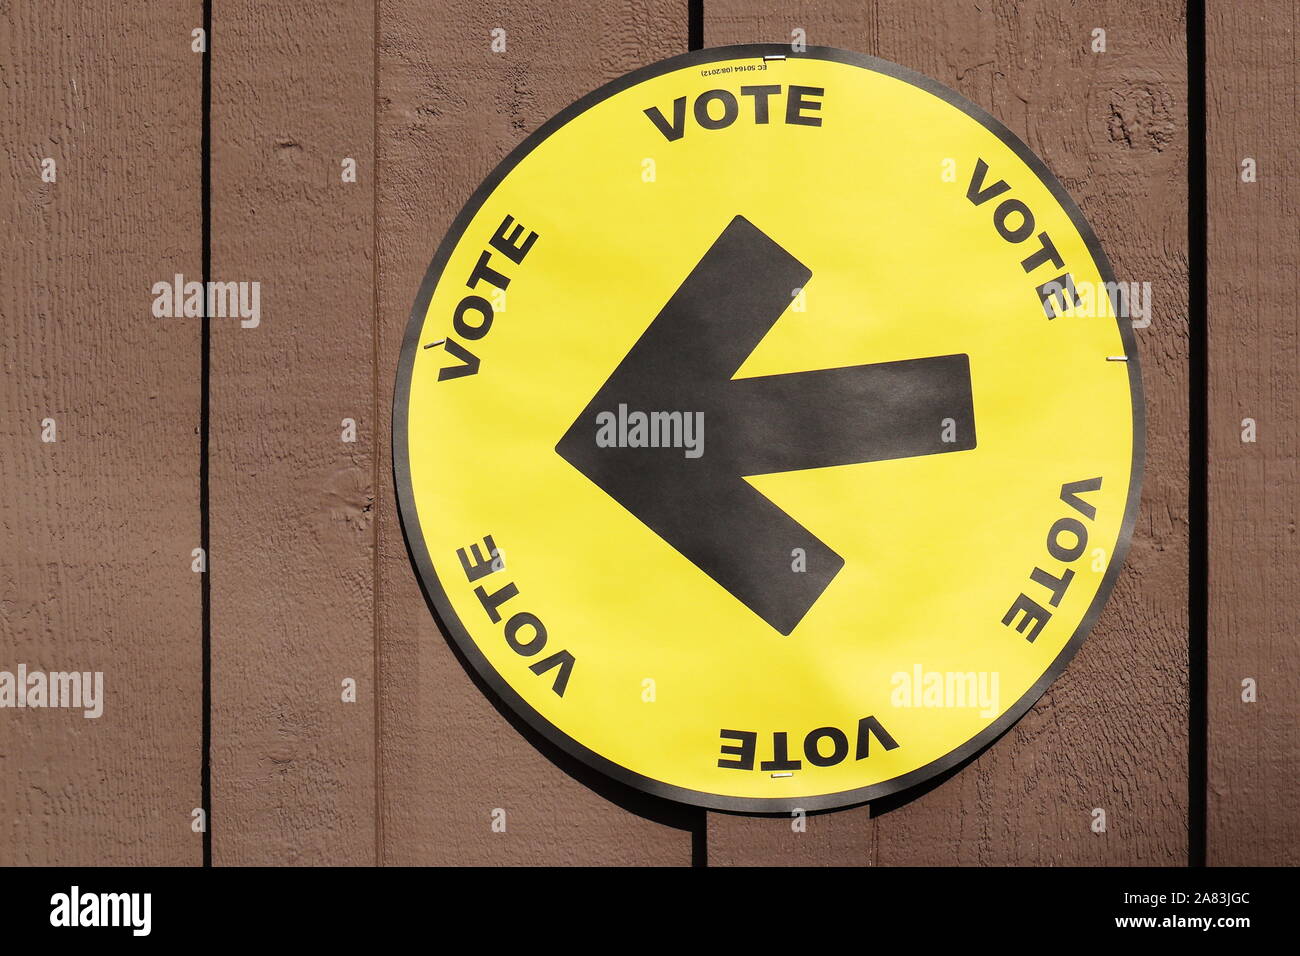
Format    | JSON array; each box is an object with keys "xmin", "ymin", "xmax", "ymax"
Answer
[{"xmin": 394, "ymin": 45, "xmax": 1143, "ymax": 811}]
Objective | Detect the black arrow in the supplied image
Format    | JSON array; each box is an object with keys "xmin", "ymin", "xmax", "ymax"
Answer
[{"xmin": 556, "ymin": 215, "xmax": 976, "ymax": 634}]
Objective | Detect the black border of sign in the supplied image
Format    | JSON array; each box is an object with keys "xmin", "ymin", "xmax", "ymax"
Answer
[{"xmin": 392, "ymin": 43, "xmax": 1146, "ymax": 814}]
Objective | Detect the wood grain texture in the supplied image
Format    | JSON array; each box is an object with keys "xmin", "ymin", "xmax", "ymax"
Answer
[
  {"xmin": 707, "ymin": 808, "xmax": 873, "ymax": 867},
  {"xmin": 706, "ymin": 0, "xmax": 1190, "ymax": 865},
  {"xmin": 208, "ymin": 0, "xmax": 377, "ymax": 865},
  {"xmin": 1206, "ymin": 0, "xmax": 1299, "ymax": 866},
  {"xmin": 0, "ymin": 2, "xmax": 203, "ymax": 864},
  {"xmin": 376, "ymin": 0, "xmax": 697, "ymax": 865}
]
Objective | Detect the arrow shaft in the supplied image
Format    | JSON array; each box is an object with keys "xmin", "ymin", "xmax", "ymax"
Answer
[{"xmin": 698, "ymin": 353, "xmax": 976, "ymax": 474}]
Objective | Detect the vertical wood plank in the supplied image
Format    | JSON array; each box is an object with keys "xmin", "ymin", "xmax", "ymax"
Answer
[
  {"xmin": 1206, "ymin": 0, "xmax": 1299, "ymax": 866},
  {"xmin": 377, "ymin": 0, "xmax": 697, "ymax": 865},
  {"xmin": 863, "ymin": 0, "xmax": 1190, "ymax": 868},
  {"xmin": 865, "ymin": 0, "xmax": 1187, "ymax": 867},
  {"xmin": 703, "ymin": 2, "xmax": 878, "ymax": 867},
  {"xmin": 208, "ymin": 0, "xmax": 377, "ymax": 865},
  {"xmin": 0, "ymin": 2, "xmax": 203, "ymax": 865},
  {"xmin": 704, "ymin": 0, "xmax": 1189, "ymax": 865}
]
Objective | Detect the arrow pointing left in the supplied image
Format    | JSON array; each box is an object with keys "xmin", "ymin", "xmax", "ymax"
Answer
[{"xmin": 557, "ymin": 215, "xmax": 976, "ymax": 634}]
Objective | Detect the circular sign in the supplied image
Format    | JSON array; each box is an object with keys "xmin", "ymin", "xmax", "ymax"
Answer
[{"xmin": 394, "ymin": 45, "xmax": 1143, "ymax": 811}]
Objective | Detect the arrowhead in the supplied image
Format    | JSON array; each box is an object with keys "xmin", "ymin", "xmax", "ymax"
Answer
[{"xmin": 557, "ymin": 216, "xmax": 975, "ymax": 634}]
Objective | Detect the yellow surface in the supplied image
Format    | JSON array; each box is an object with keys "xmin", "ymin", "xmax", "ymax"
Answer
[{"xmin": 401, "ymin": 54, "xmax": 1135, "ymax": 802}]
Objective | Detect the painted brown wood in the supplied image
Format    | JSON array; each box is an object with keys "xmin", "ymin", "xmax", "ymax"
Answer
[
  {"xmin": 0, "ymin": 2, "xmax": 203, "ymax": 864},
  {"xmin": 705, "ymin": 0, "xmax": 1190, "ymax": 865},
  {"xmin": 1206, "ymin": 0, "xmax": 1299, "ymax": 867},
  {"xmin": 376, "ymin": 0, "xmax": 697, "ymax": 865},
  {"xmin": 208, "ymin": 0, "xmax": 377, "ymax": 865}
]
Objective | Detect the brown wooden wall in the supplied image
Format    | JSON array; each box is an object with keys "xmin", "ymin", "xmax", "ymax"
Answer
[{"xmin": 0, "ymin": 0, "xmax": 1294, "ymax": 867}]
